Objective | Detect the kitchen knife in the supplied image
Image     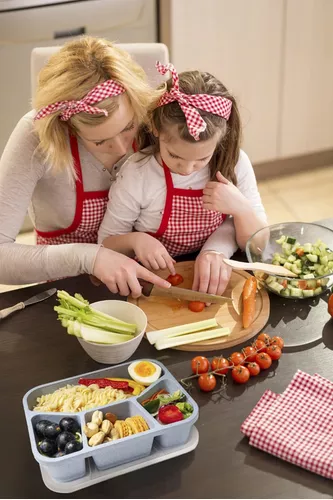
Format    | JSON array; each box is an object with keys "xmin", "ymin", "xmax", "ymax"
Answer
[
  {"xmin": 0, "ymin": 288, "xmax": 57, "ymax": 320},
  {"xmin": 138, "ymin": 280, "xmax": 232, "ymax": 305}
]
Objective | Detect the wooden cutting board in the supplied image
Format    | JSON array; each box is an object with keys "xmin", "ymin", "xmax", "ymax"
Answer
[{"xmin": 129, "ymin": 261, "xmax": 270, "ymax": 352}]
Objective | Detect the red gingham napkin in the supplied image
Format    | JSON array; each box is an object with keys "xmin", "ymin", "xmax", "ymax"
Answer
[{"xmin": 241, "ymin": 370, "xmax": 333, "ymax": 480}]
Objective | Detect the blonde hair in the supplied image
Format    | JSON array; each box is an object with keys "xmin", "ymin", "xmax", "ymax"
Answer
[
  {"xmin": 137, "ymin": 71, "xmax": 241, "ymax": 185},
  {"xmin": 33, "ymin": 36, "xmax": 161, "ymax": 177}
]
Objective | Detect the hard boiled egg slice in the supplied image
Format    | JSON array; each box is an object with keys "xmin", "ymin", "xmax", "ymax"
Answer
[{"xmin": 128, "ymin": 360, "xmax": 161, "ymax": 386}]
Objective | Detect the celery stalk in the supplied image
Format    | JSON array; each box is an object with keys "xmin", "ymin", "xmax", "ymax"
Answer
[
  {"xmin": 66, "ymin": 321, "xmax": 133, "ymax": 344},
  {"xmin": 147, "ymin": 318, "xmax": 219, "ymax": 345},
  {"xmin": 154, "ymin": 327, "xmax": 230, "ymax": 350}
]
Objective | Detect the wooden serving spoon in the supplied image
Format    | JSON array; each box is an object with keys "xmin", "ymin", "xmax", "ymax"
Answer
[{"xmin": 223, "ymin": 258, "xmax": 297, "ymax": 278}]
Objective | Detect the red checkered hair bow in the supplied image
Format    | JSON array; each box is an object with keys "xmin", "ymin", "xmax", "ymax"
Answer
[
  {"xmin": 155, "ymin": 62, "xmax": 232, "ymax": 141},
  {"xmin": 34, "ymin": 79, "xmax": 126, "ymax": 122}
]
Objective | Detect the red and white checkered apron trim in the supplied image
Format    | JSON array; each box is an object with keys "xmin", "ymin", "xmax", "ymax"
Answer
[
  {"xmin": 241, "ymin": 370, "xmax": 333, "ymax": 480},
  {"xmin": 149, "ymin": 161, "xmax": 226, "ymax": 257},
  {"xmin": 36, "ymin": 135, "xmax": 108, "ymax": 245}
]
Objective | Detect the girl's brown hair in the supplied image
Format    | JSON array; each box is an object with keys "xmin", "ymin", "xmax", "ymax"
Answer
[
  {"xmin": 137, "ymin": 70, "xmax": 241, "ymax": 184},
  {"xmin": 33, "ymin": 36, "xmax": 162, "ymax": 178}
]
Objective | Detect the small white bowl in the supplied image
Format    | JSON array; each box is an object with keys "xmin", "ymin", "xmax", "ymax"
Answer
[{"xmin": 77, "ymin": 300, "xmax": 147, "ymax": 365}]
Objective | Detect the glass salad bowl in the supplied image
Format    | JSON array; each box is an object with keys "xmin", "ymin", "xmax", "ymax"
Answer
[{"xmin": 245, "ymin": 222, "xmax": 333, "ymax": 299}]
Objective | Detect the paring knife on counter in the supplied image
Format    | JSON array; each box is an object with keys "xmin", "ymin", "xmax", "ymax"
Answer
[
  {"xmin": 0, "ymin": 288, "xmax": 57, "ymax": 320},
  {"xmin": 138, "ymin": 279, "xmax": 232, "ymax": 305}
]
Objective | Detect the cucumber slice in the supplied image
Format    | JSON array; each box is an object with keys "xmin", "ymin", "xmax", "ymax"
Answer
[
  {"xmin": 272, "ymin": 260, "xmax": 281, "ymax": 266},
  {"xmin": 303, "ymin": 273, "xmax": 315, "ymax": 279},
  {"xmin": 268, "ymin": 282, "xmax": 285, "ymax": 293},
  {"xmin": 302, "ymin": 289, "xmax": 314, "ymax": 298},
  {"xmin": 287, "ymin": 255, "xmax": 296, "ymax": 263},
  {"xmin": 280, "ymin": 288, "xmax": 291, "ymax": 297},
  {"xmin": 306, "ymin": 254, "xmax": 318, "ymax": 263},
  {"xmin": 286, "ymin": 237, "xmax": 296, "ymax": 244},
  {"xmin": 290, "ymin": 288, "xmax": 303, "ymax": 298},
  {"xmin": 306, "ymin": 279, "xmax": 317, "ymax": 289},
  {"xmin": 291, "ymin": 264, "xmax": 302, "ymax": 275},
  {"xmin": 282, "ymin": 242, "xmax": 292, "ymax": 252},
  {"xmin": 276, "ymin": 235, "xmax": 286, "ymax": 244},
  {"xmin": 303, "ymin": 243, "xmax": 312, "ymax": 253},
  {"xmin": 284, "ymin": 262, "xmax": 293, "ymax": 271},
  {"xmin": 314, "ymin": 287, "xmax": 323, "ymax": 296},
  {"xmin": 265, "ymin": 275, "xmax": 277, "ymax": 285}
]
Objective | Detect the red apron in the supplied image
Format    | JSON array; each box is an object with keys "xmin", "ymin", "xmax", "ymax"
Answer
[
  {"xmin": 150, "ymin": 161, "xmax": 226, "ymax": 257},
  {"xmin": 36, "ymin": 136, "xmax": 109, "ymax": 245}
]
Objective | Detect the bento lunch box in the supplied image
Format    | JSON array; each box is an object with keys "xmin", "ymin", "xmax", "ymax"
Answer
[{"xmin": 22, "ymin": 360, "xmax": 199, "ymax": 483}]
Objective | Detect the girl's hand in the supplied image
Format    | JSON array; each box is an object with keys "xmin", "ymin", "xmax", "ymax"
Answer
[
  {"xmin": 132, "ymin": 233, "xmax": 176, "ymax": 275},
  {"xmin": 93, "ymin": 246, "xmax": 171, "ymax": 298},
  {"xmin": 192, "ymin": 251, "xmax": 232, "ymax": 300},
  {"xmin": 203, "ymin": 172, "xmax": 251, "ymax": 216}
]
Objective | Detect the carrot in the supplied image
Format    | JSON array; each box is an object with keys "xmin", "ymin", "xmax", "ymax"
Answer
[
  {"xmin": 295, "ymin": 248, "xmax": 304, "ymax": 257},
  {"xmin": 242, "ymin": 276, "xmax": 257, "ymax": 329}
]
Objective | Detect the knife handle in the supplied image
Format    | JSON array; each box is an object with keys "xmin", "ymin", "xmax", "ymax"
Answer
[
  {"xmin": 138, "ymin": 279, "xmax": 154, "ymax": 297},
  {"xmin": 0, "ymin": 302, "xmax": 25, "ymax": 319}
]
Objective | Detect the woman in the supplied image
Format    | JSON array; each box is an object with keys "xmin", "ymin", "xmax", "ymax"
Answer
[{"xmin": 0, "ymin": 36, "xmax": 239, "ymax": 296}]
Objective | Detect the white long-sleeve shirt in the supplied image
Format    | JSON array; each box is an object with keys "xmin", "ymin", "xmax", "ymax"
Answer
[{"xmin": 98, "ymin": 149, "xmax": 267, "ymax": 255}]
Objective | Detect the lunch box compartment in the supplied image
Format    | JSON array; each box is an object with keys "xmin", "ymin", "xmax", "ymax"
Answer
[
  {"xmin": 23, "ymin": 360, "xmax": 198, "ymax": 481},
  {"xmin": 29, "ymin": 414, "xmax": 86, "ymax": 482},
  {"xmin": 85, "ymin": 400, "xmax": 157, "ymax": 470}
]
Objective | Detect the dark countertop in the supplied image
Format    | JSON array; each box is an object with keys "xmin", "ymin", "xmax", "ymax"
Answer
[{"xmin": 1, "ymin": 219, "xmax": 333, "ymax": 498}]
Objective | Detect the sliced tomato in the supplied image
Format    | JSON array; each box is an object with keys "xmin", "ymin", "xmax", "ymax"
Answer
[
  {"xmin": 295, "ymin": 248, "xmax": 304, "ymax": 257},
  {"xmin": 188, "ymin": 301, "xmax": 205, "ymax": 313},
  {"xmin": 158, "ymin": 405, "xmax": 184, "ymax": 424},
  {"xmin": 298, "ymin": 280, "xmax": 307, "ymax": 290},
  {"xmin": 167, "ymin": 274, "xmax": 184, "ymax": 286}
]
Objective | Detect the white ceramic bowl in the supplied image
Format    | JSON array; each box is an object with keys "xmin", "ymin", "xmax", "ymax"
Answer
[{"xmin": 77, "ymin": 300, "xmax": 147, "ymax": 365}]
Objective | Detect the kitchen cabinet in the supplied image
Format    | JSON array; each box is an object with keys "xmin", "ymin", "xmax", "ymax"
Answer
[{"xmin": 160, "ymin": 0, "xmax": 333, "ymax": 164}]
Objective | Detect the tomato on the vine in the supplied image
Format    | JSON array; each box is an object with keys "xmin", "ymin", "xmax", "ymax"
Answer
[
  {"xmin": 166, "ymin": 274, "xmax": 184, "ymax": 286},
  {"xmin": 257, "ymin": 333, "xmax": 270, "ymax": 344},
  {"xmin": 229, "ymin": 352, "xmax": 245, "ymax": 366},
  {"xmin": 242, "ymin": 346, "xmax": 257, "ymax": 362},
  {"xmin": 328, "ymin": 294, "xmax": 333, "ymax": 317},
  {"xmin": 255, "ymin": 352, "xmax": 272, "ymax": 370},
  {"xmin": 231, "ymin": 365, "xmax": 250, "ymax": 384},
  {"xmin": 253, "ymin": 339, "xmax": 266, "ymax": 352},
  {"xmin": 198, "ymin": 373, "xmax": 216, "ymax": 392},
  {"xmin": 266, "ymin": 345, "xmax": 282, "ymax": 360},
  {"xmin": 247, "ymin": 362, "xmax": 260, "ymax": 376},
  {"xmin": 188, "ymin": 301, "xmax": 205, "ymax": 313},
  {"xmin": 270, "ymin": 336, "xmax": 284, "ymax": 350},
  {"xmin": 211, "ymin": 357, "xmax": 229, "ymax": 375},
  {"xmin": 191, "ymin": 356, "xmax": 210, "ymax": 374}
]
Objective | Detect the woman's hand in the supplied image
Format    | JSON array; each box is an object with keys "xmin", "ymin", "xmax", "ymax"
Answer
[
  {"xmin": 192, "ymin": 251, "xmax": 232, "ymax": 299},
  {"xmin": 93, "ymin": 246, "xmax": 171, "ymax": 298},
  {"xmin": 203, "ymin": 172, "xmax": 251, "ymax": 216},
  {"xmin": 132, "ymin": 233, "xmax": 176, "ymax": 275}
]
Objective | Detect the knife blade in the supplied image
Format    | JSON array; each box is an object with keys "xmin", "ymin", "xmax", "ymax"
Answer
[
  {"xmin": 138, "ymin": 280, "xmax": 232, "ymax": 305},
  {"xmin": 0, "ymin": 288, "xmax": 57, "ymax": 320}
]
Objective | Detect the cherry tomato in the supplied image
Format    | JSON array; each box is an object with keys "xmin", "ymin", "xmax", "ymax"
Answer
[
  {"xmin": 266, "ymin": 345, "xmax": 282, "ymax": 360},
  {"xmin": 270, "ymin": 336, "xmax": 284, "ymax": 350},
  {"xmin": 167, "ymin": 274, "xmax": 184, "ymax": 286},
  {"xmin": 231, "ymin": 365, "xmax": 250, "ymax": 384},
  {"xmin": 229, "ymin": 352, "xmax": 245, "ymax": 366},
  {"xmin": 198, "ymin": 373, "xmax": 217, "ymax": 392},
  {"xmin": 247, "ymin": 362, "xmax": 260, "ymax": 376},
  {"xmin": 191, "ymin": 356, "xmax": 210, "ymax": 374},
  {"xmin": 253, "ymin": 339, "xmax": 266, "ymax": 352},
  {"xmin": 328, "ymin": 294, "xmax": 333, "ymax": 317},
  {"xmin": 257, "ymin": 333, "xmax": 271, "ymax": 344},
  {"xmin": 242, "ymin": 346, "xmax": 257, "ymax": 362},
  {"xmin": 188, "ymin": 301, "xmax": 205, "ymax": 313},
  {"xmin": 158, "ymin": 405, "xmax": 184, "ymax": 424},
  {"xmin": 255, "ymin": 352, "xmax": 272, "ymax": 370},
  {"xmin": 211, "ymin": 357, "xmax": 230, "ymax": 375}
]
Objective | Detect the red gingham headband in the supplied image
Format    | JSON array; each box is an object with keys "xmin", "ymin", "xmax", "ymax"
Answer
[
  {"xmin": 155, "ymin": 62, "xmax": 232, "ymax": 141},
  {"xmin": 34, "ymin": 79, "xmax": 126, "ymax": 122}
]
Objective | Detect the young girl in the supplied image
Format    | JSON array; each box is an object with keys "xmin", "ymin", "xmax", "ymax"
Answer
[
  {"xmin": 0, "ymin": 37, "xmax": 171, "ymax": 297},
  {"xmin": 99, "ymin": 63, "xmax": 267, "ymax": 296}
]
